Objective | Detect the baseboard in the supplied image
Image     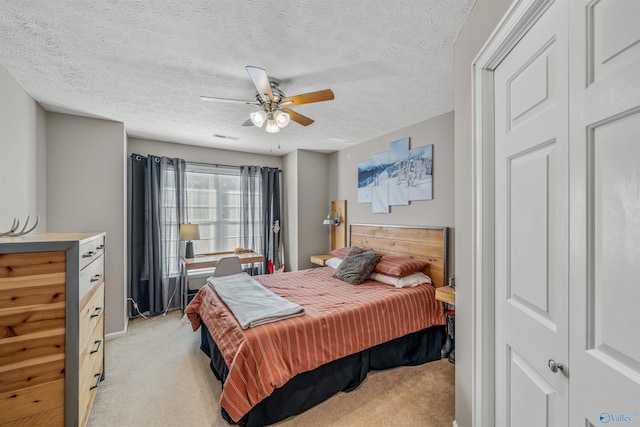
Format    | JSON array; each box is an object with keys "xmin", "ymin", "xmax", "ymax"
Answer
[
  {"xmin": 452, "ymin": 421, "xmax": 458, "ymax": 427},
  {"xmin": 106, "ymin": 318, "xmax": 128, "ymax": 340}
]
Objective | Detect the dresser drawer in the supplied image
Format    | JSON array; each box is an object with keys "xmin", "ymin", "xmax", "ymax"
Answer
[
  {"xmin": 79, "ymin": 235, "xmax": 105, "ymax": 271},
  {"xmin": 79, "ymin": 314, "xmax": 103, "ymax": 375},
  {"xmin": 79, "ymin": 254, "xmax": 104, "ymax": 303},
  {"xmin": 79, "ymin": 283, "xmax": 104, "ymax": 352},
  {"xmin": 78, "ymin": 339, "xmax": 103, "ymax": 427}
]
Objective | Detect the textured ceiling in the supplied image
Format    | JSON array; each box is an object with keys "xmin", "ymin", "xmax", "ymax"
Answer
[{"xmin": 0, "ymin": 1, "xmax": 472, "ymax": 156}]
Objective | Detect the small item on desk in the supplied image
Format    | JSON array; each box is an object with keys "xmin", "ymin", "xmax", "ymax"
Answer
[{"xmin": 234, "ymin": 247, "xmax": 245, "ymax": 254}]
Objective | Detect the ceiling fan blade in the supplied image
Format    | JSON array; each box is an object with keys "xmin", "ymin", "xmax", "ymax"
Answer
[
  {"xmin": 281, "ymin": 89, "xmax": 334, "ymax": 106},
  {"xmin": 246, "ymin": 66, "xmax": 275, "ymax": 102},
  {"xmin": 283, "ymin": 108, "xmax": 314, "ymax": 126},
  {"xmin": 200, "ymin": 96, "xmax": 259, "ymax": 106},
  {"xmin": 242, "ymin": 118, "xmax": 255, "ymax": 127}
]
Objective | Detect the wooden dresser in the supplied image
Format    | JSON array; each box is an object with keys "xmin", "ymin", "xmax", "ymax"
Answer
[{"xmin": 0, "ymin": 233, "xmax": 106, "ymax": 427}]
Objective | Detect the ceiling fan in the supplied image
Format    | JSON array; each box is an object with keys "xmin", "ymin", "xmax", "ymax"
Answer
[{"xmin": 200, "ymin": 66, "xmax": 334, "ymax": 133}]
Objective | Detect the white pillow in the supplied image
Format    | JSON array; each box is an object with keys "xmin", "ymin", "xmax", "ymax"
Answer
[
  {"xmin": 325, "ymin": 257, "xmax": 343, "ymax": 269},
  {"xmin": 369, "ymin": 271, "xmax": 432, "ymax": 288}
]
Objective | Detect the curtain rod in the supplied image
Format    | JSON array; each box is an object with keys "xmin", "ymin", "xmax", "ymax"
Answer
[
  {"xmin": 187, "ymin": 160, "xmax": 282, "ymax": 172},
  {"xmin": 130, "ymin": 155, "xmax": 282, "ymax": 173}
]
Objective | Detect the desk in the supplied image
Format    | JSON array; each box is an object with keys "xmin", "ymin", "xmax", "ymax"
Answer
[
  {"xmin": 180, "ymin": 250, "xmax": 264, "ymax": 313},
  {"xmin": 185, "ymin": 250, "xmax": 264, "ymax": 270}
]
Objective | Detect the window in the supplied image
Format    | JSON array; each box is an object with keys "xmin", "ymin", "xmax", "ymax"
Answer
[
  {"xmin": 185, "ymin": 163, "xmax": 262, "ymax": 256},
  {"xmin": 160, "ymin": 159, "xmax": 182, "ymax": 277},
  {"xmin": 159, "ymin": 162, "xmax": 263, "ymax": 276}
]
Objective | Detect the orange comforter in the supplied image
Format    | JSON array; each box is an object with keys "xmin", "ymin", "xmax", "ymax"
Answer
[{"xmin": 186, "ymin": 266, "xmax": 445, "ymax": 422}]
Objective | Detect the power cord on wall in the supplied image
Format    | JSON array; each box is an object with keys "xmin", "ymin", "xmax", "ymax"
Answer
[
  {"xmin": 127, "ymin": 297, "xmax": 149, "ymax": 319},
  {"xmin": 128, "ymin": 279, "xmax": 179, "ymax": 319}
]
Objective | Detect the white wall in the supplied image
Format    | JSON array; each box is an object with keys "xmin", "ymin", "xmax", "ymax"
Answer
[
  {"xmin": 46, "ymin": 113, "xmax": 127, "ymax": 336},
  {"xmin": 329, "ymin": 111, "xmax": 455, "ymax": 273},
  {"xmin": 0, "ymin": 66, "xmax": 47, "ymax": 233},
  {"xmin": 453, "ymin": 1, "xmax": 512, "ymax": 426}
]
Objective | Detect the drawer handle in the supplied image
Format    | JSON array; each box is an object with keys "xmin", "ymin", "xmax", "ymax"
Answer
[
  {"xmin": 97, "ymin": 244, "xmax": 105, "ymax": 250},
  {"xmin": 90, "ymin": 273, "xmax": 103, "ymax": 283},
  {"xmin": 90, "ymin": 306, "xmax": 103, "ymax": 318},
  {"xmin": 83, "ymin": 251, "xmax": 96, "ymax": 258},
  {"xmin": 90, "ymin": 339, "xmax": 102, "ymax": 354},
  {"xmin": 89, "ymin": 373, "xmax": 101, "ymax": 390}
]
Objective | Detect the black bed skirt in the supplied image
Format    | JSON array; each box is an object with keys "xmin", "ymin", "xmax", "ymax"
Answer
[{"xmin": 199, "ymin": 323, "xmax": 445, "ymax": 427}]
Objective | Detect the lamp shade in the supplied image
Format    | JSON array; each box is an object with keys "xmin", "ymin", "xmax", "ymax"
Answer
[
  {"xmin": 274, "ymin": 110, "xmax": 290, "ymax": 128},
  {"xmin": 250, "ymin": 110, "xmax": 267, "ymax": 127},
  {"xmin": 265, "ymin": 118, "xmax": 280, "ymax": 133},
  {"xmin": 180, "ymin": 224, "xmax": 200, "ymax": 241},
  {"xmin": 322, "ymin": 213, "xmax": 340, "ymax": 226}
]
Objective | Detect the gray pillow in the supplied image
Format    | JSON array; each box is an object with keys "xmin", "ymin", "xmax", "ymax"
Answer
[{"xmin": 332, "ymin": 247, "xmax": 382, "ymax": 285}]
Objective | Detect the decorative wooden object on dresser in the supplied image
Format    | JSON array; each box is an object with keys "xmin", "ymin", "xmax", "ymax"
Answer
[{"xmin": 0, "ymin": 232, "xmax": 106, "ymax": 427}]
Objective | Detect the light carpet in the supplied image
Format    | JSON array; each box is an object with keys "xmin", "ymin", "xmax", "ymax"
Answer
[{"xmin": 88, "ymin": 311, "xmax": 454, "ymax": 427}]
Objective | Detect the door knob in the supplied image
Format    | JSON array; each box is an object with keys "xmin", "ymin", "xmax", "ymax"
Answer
[{"xmin": 548, "ymin": 359, "xmax": 564, "ymax": 373}]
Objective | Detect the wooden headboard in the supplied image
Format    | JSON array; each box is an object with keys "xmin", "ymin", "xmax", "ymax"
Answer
[{"xmin": 349, "ymin": 224, "xmax": 448, "ymax": 288}]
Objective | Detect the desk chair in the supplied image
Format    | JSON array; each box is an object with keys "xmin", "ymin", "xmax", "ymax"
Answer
[
  {"xmin": 182, "ymin": 256, "xmax": 245, "ymax": 313},
  {"xmin": 213, "ymin": 256, "xmax": 242, "ymax": 277}
]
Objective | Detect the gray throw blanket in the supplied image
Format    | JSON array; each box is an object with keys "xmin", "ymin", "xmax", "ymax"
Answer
[{"xmin": 207, "ymin": 273, "xmax": 305, "ymax": 329}]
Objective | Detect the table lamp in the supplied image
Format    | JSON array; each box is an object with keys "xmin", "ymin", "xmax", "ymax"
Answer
[{"xmin": 180, "ymin": 223, "xmax": 200, "ymax": 259}]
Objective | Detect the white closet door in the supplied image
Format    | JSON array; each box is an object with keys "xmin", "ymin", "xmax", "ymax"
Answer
[
  {"xmin": 569, "ymin": 0, "xmax": 640, "ymax": 424},
  {"xmin": 493, "ymin": 1, "xmax": 569, "ymax": 425}
]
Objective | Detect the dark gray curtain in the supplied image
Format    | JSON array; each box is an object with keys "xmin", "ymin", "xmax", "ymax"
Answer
[
  {"xmin": 128, "ymin": 154, "xmax": 186, "ymax": 316},
  {"xmin": 240, "ymin": 166, "xmax": 262, "ymax": 274},
  {"xmin": 261, "ymin": 167, "xmax": 281, "ymax": 273}
]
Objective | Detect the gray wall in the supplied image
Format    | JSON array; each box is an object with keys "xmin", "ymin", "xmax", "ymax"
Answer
[
  {"xmin": 294, "ymin": 150, "xmax": 330, "ymax": 270},
  {"xmin": 328, "ymin": 111, "xmax": 455, "ymax": 273},
  {"xmin": 283, "ymin": 151, "xmax": 299, "ymax": 271},
  {"xmin": 453, "ymin": 1, "xmax": 512, "ymax": 426},
  {"xmin": 0, "ymin": 66, "xmax": 47, "ymax": 233},
  {"xmin": 46, "ymin": 113, "xmax": 127, "ymax": 337}
]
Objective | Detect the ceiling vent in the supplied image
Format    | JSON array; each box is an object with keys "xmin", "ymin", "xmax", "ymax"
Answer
[{"xmin": 213, "ymin": 134, "xmax": 240, "ymax": 141}]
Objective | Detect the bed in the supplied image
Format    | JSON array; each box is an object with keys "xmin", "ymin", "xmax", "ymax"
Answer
[{"xmin": 186, "ymin": 224, "xmax": 448, "ymax": 426}]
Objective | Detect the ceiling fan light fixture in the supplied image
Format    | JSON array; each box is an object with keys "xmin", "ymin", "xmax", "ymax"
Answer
[
  {"xmin": 265, "ymin": 119, "xmax": 280, "ymax": 133},
  {"xmin": 202, "ymin": 66, "xmax": 334, "ymax": 133},
  {"xmin": 274, "ymin": 110, "xmax": 290, "ymax": 128},
  {"xmin": 250, "ymin": 110, "xmax": 267, "ymax": 127}
]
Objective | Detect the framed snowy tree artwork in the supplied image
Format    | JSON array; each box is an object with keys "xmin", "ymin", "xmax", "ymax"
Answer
[{"xmin": 357, "ymin": 137, "xmax": 433, "ymax": 213}]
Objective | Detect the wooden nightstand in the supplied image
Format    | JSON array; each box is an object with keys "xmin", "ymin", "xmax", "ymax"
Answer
[
  {"xmin": 435, "ymin": 286, "xmax": 456, "ymax": 305},
  {"xmin": 310, "ymin": 254, "xmax": 333, "ymax": 266}
]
